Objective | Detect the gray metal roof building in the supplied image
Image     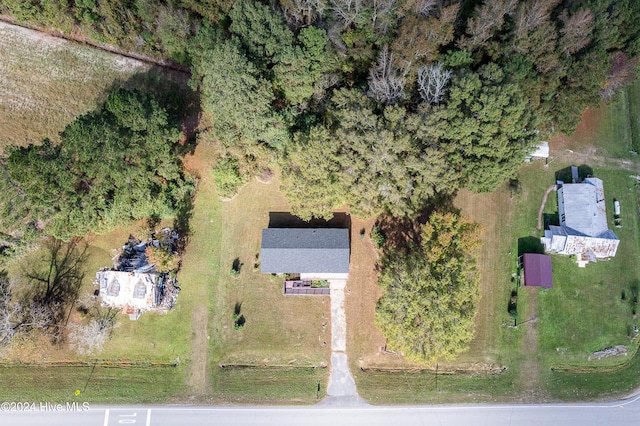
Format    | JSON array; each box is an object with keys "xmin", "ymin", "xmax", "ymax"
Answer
[
  {"xmin": 260, "ymin": 228, "xmax": 350, "ymax": 274},
  {"xmin": 541, "ymin": 176, "xmax": 619, "ymax": 262}
]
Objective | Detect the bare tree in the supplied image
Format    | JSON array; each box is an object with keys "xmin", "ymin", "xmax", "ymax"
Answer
[
  {"xmin": 0, "ymin": 272, "xmax": 59, "ymax": 348},
  {"xmin": 416, "ymin": 0, "xmax": 438, "ymax": 17},
  {"xmin": 367, "ymin": 45, "xmax": 409, "ymax": 105},
  {"xmin": 22, "ymin": 238, "xmax": 88, "ymax": 336},
  {"xmin": 559, "ymin": 8, "xmax": 594, "ymax": 55},
  {"xmin": 69, "ymin": 317, "xmax": 115, "ymax": 356},
  {"xmin": 601, "ymin": 52, "xmax": 638, "ymax": 100},
  {"xmin": 371, "ymin": 0, "xmax": 397, "ymax": 34},
  {"xmin": 417, "ymin": 62, "xmax": 452, "ymax": 104},
  {"xmin": 69, "ymin": 294, "xmax": 118, "ymax": 355},
  {"xmin": 460, "ymin": 0, "xmax": 517, "ymax": 51},
  {"xmin": 328, "ymin": 0, "xmax": 362, "ymax": 28},
  {"xmin": 279, "ymin": 0, "xmax": 325, "ymax": 27}
]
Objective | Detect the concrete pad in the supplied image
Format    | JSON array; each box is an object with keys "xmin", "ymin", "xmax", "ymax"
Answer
[
  {"xmin": 326, "ymin": 353, "xmax": 358, "ymax": 397},
  {"xmin": 329, "ymin": 280, "xmax": 347, "ymax": 352},
  {"xmin": 317, "ymin": 395, "xmax": 369, "ymax": 407}
]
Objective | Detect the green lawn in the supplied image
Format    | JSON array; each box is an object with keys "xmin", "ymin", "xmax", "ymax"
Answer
[
  {"xmin": 206, "ymin": 171, "xmax": 331, "ymax": 403},
  {"xmin": 355, "ymin": 367, "xmax": 518, "ymax": 404},
  {"xmin": 213, "ymin": 366, "xmax": 327, "ymax": 404},
  {"xmin": 593, "ymin": 79, "xmax": 640, "ymax": 158},
  {"xmin": 0, "ymin": 365, "xmax": 187, "ymax": 403}
]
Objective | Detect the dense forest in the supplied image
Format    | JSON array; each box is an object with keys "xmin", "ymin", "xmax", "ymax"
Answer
[{"xmin": 2, "ymin": 0, "xmax": 639, "ymax": 222}]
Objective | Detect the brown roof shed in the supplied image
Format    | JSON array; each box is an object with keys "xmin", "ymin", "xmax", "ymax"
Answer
[{"xmin": 523, "ymin": 253, "xmax": 553, "ymax": 289}]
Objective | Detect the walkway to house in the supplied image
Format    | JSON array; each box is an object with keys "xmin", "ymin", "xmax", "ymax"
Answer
[
  {"xmin": 320, "ymin": 280, "xmax": 366, "ymax": 406},
  {"xmin": 537, "ymin": 185, "xmax": 557, "ymax": 230}
]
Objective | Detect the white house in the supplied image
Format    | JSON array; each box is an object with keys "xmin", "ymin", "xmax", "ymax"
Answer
[
  {"xmin": 97, "ymin": 270, "xmax": 158, "ymax": 320},
  {"xmin": 541, "ymin": 176, "xmax": 619, "ymax": 265}
]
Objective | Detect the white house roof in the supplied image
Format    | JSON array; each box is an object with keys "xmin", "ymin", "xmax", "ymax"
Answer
[
  {"xmin": 560, "ymin": 177, "xmax": 609, "ymax": 237},
  {"xmin": 98, "ymin": 270, "xmax": 157, "ymax": 311},
  {"xmin": 530, "ymin": 141, "xmax": 549, "ymax": 158}
]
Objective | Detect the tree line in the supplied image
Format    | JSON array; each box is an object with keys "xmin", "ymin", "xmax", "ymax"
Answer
[
  {"xmin": 0, "ymin": 89, "xmax": 193, "ymax": 259},
  {"xmin": 3, "ymin": 0, "xmax": 638, "ymax": 220}
]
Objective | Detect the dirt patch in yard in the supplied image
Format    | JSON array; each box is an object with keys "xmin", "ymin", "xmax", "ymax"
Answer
[
  {"xmin": 345, "ymin": 217, "xmax": 389, "ymax": 369},
  {"xmin": 551, "ymin": 107, "xmax": 604, "ymax": 152}
]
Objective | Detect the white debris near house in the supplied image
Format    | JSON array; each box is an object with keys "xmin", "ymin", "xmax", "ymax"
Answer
[
  {"xmin": 96, "ymin": 229, "xmax": 180, "ymax": 320},
  {"xmin": 97, "ymin": 270, "xmax": 158, "ymax": 320}
]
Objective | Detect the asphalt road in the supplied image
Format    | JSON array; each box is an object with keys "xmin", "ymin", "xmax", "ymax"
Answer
[{"xmin": 2, "ymin": 395, "xmax": 640, "ymax": 426}]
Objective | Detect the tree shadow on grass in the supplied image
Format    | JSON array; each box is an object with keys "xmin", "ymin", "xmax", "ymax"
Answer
[
  {"xmin": 376, "ymin": 192, "xmax": 458, "ymax": 253},
  {"xmin": 543, "ymin": 212, "xmax": 559, "ymax": 229},
  {"xmin": 173, "ymin": 189, "xmax": 195, "ymax": 253},
  {"xmin": 518, "ymin": 236, "xmax": 545, "ymax": 256},
  {"xmin": 231, "ymin": 257, "xmax": 242, "ymax": 274}
]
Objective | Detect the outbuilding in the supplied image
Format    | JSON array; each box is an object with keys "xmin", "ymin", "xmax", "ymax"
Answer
[{"xmin": 522, "ymin": 253, "xmax": 553, "ymax": 289}]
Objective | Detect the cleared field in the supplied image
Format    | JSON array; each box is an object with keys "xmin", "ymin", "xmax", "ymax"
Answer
[{"xmin": 0, "ymin": 21, "xmax": 152, "ymax": 147}]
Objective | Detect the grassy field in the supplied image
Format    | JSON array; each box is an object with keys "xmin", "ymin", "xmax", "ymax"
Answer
[
  {"xmin": 538, "ymin": 170, "xmax": 640, "ymax": 364},
  {"xmin": 354, "ymin": 183, "xmax": 532, "ymax": 403},
  {"xmin": 0, "ymin": 21, "xmax": 149, "ymax": 147},
  {"xmin": 0, "ymin": 365, "xmax": 187, "ymax": 403}
]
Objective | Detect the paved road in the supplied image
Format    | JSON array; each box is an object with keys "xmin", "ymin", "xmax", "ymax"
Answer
[{"xmin": 2, "ymin": 395, "xmax": 640, "ymax": 426}]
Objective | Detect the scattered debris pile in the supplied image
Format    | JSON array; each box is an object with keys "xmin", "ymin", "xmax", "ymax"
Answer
[
  {"xmin": 96, "ymin": 228, "xmax": 180, "ymax": 320},
  {"xmin": 590, "ymin": 345, "xmax": 628, "ymax": 360}
]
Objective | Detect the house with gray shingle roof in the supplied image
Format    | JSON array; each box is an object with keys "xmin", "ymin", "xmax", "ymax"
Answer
[
  {"xmin": 541, "ymin": 176, "xmax": 619, "ymax": 266},
  {"xmin": 260, "ymin": 228, "xmax": 350, "ymax": 280}
]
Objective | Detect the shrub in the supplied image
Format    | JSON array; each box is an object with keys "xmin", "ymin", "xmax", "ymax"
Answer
[
  {"xmin": 212, "ymin": 156, "xmax": 247, "ymax": 198},
  {"xmin": 370, "ymin": 226, "xmax": 385, "ymax": 248}
]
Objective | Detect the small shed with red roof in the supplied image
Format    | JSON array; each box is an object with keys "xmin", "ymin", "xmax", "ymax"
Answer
[{"xmin": 522, "ymin": 253, "xmax": 553, "ymax": 289}]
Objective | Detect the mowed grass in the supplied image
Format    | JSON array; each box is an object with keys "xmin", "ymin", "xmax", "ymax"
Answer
[
  {"xmin": 0, "ymin": 365, "xmax": 187, "ymax": 403},
  {"xmin": 213, "ymin": 366, "xmax": 327, "ymax": 404},
  {"xmin": 207, "ymin": 172, "xmax": 331, "ymax": 403},
  {"xmin": 537, "ymin": 168, "xmax": 640, "ymax": 364},
  {"xmin": 0, "ymin": 21, "xmax": 151, "ymax": 148},
  {"xmin": 355, "ymin": 182, "xmax": 529, "ymax": 403},
  {"xmin": 355, "ymin": 367, "xmax": 518, "ymax": 404},
  {"xmin": 592, "ymin": 79, "xmax": 640, "ymax": 158}
]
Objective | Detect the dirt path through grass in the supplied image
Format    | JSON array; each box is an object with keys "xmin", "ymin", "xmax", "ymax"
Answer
[
  {"xmin": 537, "ymin": 185, "xmax": 557, "ymax": 230},
  {"xmin": 519, "ymin": 290, "xmax": 544, "ymax": 401},
  {"xmin": 181, "ymin": 144, "xmax": 220, "ymax": 399}
]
